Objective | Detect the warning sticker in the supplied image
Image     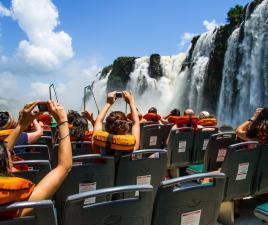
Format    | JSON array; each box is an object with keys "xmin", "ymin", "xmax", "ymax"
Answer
[
  {"xmin": 136, "ymin": 175, "xmax": 151, "ymax": 196},
  {"xmin": 178, "ymin": 141, "xmax": 187, "ymax": 153},
  {"xmin": 202, "ymin": 139, "xmax": 209, "ymax": 151},
  {"xmin": 216, "ymin": 148, "xmax": 227, "ymax": 162},
  {"xmin": 236, "ymin": 163, "xmax": 249, "ymax": 181},
  {"xmin": 79, "ymin": 182, "xmax": 96, "ymax": 205},
  {"xmin": 149, "ymin": 136, "xmax": 157, "ymax": 146},
  {"xmin": 181, "ymin": 209, "xmax": 201, "ymax": 225}
]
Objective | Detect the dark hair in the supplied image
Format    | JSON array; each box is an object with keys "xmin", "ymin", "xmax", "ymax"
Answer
[
  {"xmin": 70, "ymin": 116, "xmax": 88, "ymax": 141},
  {"xmin": 148, "ymin": 107, "xmax": 157, "ymax": 114},
  {"xmin": 105, "ymin": 111, "xmax": 129, "ymax": 135},
  {"xmin": 67, "ymin": 110, "xmax": 80, "ymax": 124},
  {"xmin": 0, "ymin": 112, "xmax": 10, "ymax": 129},
  {"xmin": 170, "ymin": 108, "xmax": 180, "ymax": 116},
  {"xmin": 0, "ymin": 141, "xmax": 9, "ymax": 176},
  {"xmin": 247, "ymin": 107, "xmax": 268, "ymax": 143}
]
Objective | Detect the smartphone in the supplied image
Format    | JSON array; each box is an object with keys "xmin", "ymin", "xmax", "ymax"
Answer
[
  {"xmin": 116, "ymin": 92, "xmax": 123, "ymax": 98},
  {"xmin": 37, "ymin": 102, "xmax": 48, "ymax": 112}
]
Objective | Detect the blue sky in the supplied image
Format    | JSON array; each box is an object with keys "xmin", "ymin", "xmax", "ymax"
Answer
[
  {"xmin": 1, "ymin": 0, "xmax": 250, "ymax": 66},
  {"xmin": 0, "ymin": 0, "xmax": 250, "ymax": 113}
]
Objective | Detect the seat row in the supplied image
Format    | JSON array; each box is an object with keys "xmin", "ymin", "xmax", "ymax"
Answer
[{"xmin": 0, "ymin": 172, "xmax": 226, "ymax": 225}]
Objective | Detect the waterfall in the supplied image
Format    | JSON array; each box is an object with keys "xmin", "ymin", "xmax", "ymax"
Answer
[
  {"xmin": 218, "ymin": 0, "xmax": 268, "ymax": 125},
  {"xmin": 217, "ymin": 28, "xmax": 241, "ymax": 125},
  {"xmin": 175, "ymin": 29, "xmax": 218, "ymax": 114},
  {"xmin": 127, "ymin": 54, "xmax": 185, "ymax": 115}
]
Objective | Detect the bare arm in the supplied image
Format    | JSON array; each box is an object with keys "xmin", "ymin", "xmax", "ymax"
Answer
[
  {"xmin": 27, "ymin": 120, "xmax": 44, "ymax": 144},
  {"xmin": 123, "ymin": 91, "xmax": 140, "ymax": 150},
  {"xmin": 21, "ymin": 100, "xmax": 72, "ymax": 216},
  {"xmin": 93, "ymin": 92, "xmax": 116, "ymax": 131},
  {"xmin": 5, "ymin": 102, "xmax": 39, "ymax": 153}
]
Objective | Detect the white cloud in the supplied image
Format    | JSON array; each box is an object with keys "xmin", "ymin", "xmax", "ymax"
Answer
[
  {"xmin": 0, "ymin": 3, "xmax": 12, "ymax": 17},
  {"xmin": 179, "ymin": 32, "xmax": 196, "ymax": 48},
  {"xmin": 0, "ymin": 0, "xmax": 74, "ymax": 72},
  {"xmin": 203, "ymin": 20, "xmax": 219, "ymax": 32}
]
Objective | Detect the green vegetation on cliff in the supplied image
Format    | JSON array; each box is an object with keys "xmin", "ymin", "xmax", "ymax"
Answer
[{"xmin": 106, "ymin": 57, "xmax": 136, "ymax": 92}]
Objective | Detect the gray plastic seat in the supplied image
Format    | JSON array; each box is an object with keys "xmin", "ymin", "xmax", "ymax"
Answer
[
  {"xmin": 36, "ymin": 136, "xmax": 53, "ymax": 151},
  {"xmin": 55, "ymin": 154, "xmax": 115, "ymax": 222},
  {"xmin": 62, "ymin": 185, "xmax": 153, "ymax": 225},
  {"xmin": 0, "ymin": 200, "xmax": 56, "ymax": 225},
  {"xmin": 151, "ymin": 172, "xmax": 226, "ymax": 225},
  {"xmin": 116, "ymin": 149, "xmax": 167, "ymax": 196},
  {"xmin": 140, "ymin": 124, "xmax": 165, "ymax": 149},
  {"xmin": 14, "ymin": 145, "xmax": 50, "ymax": 160},
  {"xmin": 13, "ymin": 160, "xmax": 51, "ymax": 184},
  {"xmin": 167, "ymin": 127, "xmax": 195, "ymax": 167},
  {"xmin": 51, "ymin": 141, "xmax": 93, "ymax": 168},
  {"xmin": 253, "ymin": 144, "xmax": 268, "ymax": 195},
  {"xmin": 221, "ymin": 141, "xmax": 260, "ymax": 201},
  {"xmin": 187, "ymin": 132, "xmax": 237, "ymax": 174},
  {"xmin": 163, "ymin": 124, "xmax": 174, "ymax": 147},
  {"xmin": 192, "ymin": 126, "xmax": 219, "ymax": 164}
]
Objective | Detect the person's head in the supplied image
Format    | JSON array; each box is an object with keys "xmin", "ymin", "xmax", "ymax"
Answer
[
  {"xmin": 105, "ymin": 111, "xmax": 129, "ymax": 135},
  {"xmin": 148, "ymin": 107, "xmax": 157, "ymax": 114},
  {"xmin": 67, "ymin": 110, "xmax": 80, "ymax": 124},
  {"xmin": 70, "ymin": 116, "xmax": 88, "ymax": 141},
  {"xmin": 184, "ymin": 108, "xmax": 195, "ymax": 116},
  {"xmin": 247, "ymin": 106, "xmax": 268, "ymax": 144},
  {"xmin": 199, "ymin": 111, "xmax": 210, "ymax": 118},
  {"xmin": 170, "ymin": 108, "xmax": 180, "ymax": 117},
  {"xmin": 0, "ymin": 141, "xmax": 11, "ymax": 176},
  {"xmin": 0, "ymin": 112, "xmax": 16, "ymax": 130}
]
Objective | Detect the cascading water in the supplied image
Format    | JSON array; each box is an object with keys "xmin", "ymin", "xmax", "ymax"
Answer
[
  {"xmin": 217, "ymin": 28, "xmax": 241, "ymax": 125},
  {"xmin": 126, "ymin": 54, "xmax": 185, "ymax": 114},
  {"xmin": 175, "ymin": 29, "xmax": 218, "ymax": 113},
  {"xmin": 218, "ymin": 0, "xmax": 268, "ymax": 125}
]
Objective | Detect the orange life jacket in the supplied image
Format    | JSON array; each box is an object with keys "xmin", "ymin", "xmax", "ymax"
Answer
[
  {"xmin": 0, "ymin": 176, "xmax": 35, "ymax": 219},
  {"xmin": 38, "ymin": 114, "xmax": 52, "ymax": 126},
  {"xmin": 143, "ymin": 113, "xmax": 161, "ymax": 122},
  {"xmin": 169, "ymin": 116, "xmax": 199, "ymax": 131},
  {"xmin": 198, "ymin": 117, "xmax": 217, "ymax": 126},
  {"xmin": 127, "ymin": 113, "xmax": 142, "ymax": 121}
]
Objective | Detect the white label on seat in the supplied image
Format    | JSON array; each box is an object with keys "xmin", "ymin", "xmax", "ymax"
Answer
[
  {"xmin": 79, "ymin": 182, "xmax": 96, "ymax": 205},
  {"xmin": 27, "ymin": 166, "xmax": 34, "ymax": 171},
  {"xmin": 148, "ymin": 152, "xmax": 159, "ymax": 158},
  {"xmin": 236, "ymin": 163, "xmax": 249, "ymax": 181},
  {"xmin": 135, "ymin": 175, "xmax": 151, "ymax": 196},
  {"xmin": 149, "ymin": 136, "xmax": 157, "ymax": 146},
  {"xmin": 178, "ymin": 141, "xmax": 187, "ymax": 153},
  {"xmin": 216, "ymin": 148, "xmax": 227, "ymax": 162},
  {"xmin": 202, "ymin": 139, "xmax": 209, "ymax": 150},
  {"xmin": 73, "ymin": 161, "xmax": 83, "ymax": 166},
  {"xmin": 181, "ymin": 209, "xmax": 201, "ymax": 225}
]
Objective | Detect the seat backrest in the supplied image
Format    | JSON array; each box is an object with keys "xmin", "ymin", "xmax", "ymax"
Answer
[
  {"xmin": 163, "ymin": 124, "xmax": 174, "ymax": 147},
  {"xmin": 140, "ymin": 124, "xmax": 165, "ymax": 149},
  {"xmin": 35, "ymin": 136, "xmax": 53, "ymax": 151},
  {"xmin": 55, "ymin": 154, "xmax": 115, "ymax": 222},
  {"xmin": 192, "ymin": 127, "xmax": 219, "ymax": 164},
  {"xmin": 51, "ymin": 141, "xmax": 93, "ymax": 168},
  {"xmin": 203, "ymin": 132, "xmax": 237, "ymax": 172},
  {"xmin": 167, "ymin": 128, "xmax": 195, "ymax": 167},
  {"xmin": 152, "ymin": 172, "xmax": 226, "ymax": 225},
  {"xmin": 13, "ymin": 160, "xmax": 51, "ymax": 184},
  {"xmin": 0, "ymin": 200, "xmax": 56, "ymax": 225},
  {"xmin": 221, "ymin": 141, "xmax": 260, "ymax": 201},
  {"xmin": 14, "ymin": 145, "xmax": 50, "ymax": 160},
  {"xmin": 253, "ymin": 144, "xmax": 268, "ymax": 195},
  {"xmin": 62, "ymin": 185, "xmax": 153, "ymax": 225},
  {"xmin": 116, "ymin": 149, "xmax": 167, "ymax": 196}
]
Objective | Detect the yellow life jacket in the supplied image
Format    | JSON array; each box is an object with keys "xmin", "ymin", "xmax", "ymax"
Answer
[
  {"xmin": 93, "ymin": 131, "xmax": 135, "ymax": 151},
  {"xmin": 0, "ymin": 129, "xmax": 14, "ymax": 141}
]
